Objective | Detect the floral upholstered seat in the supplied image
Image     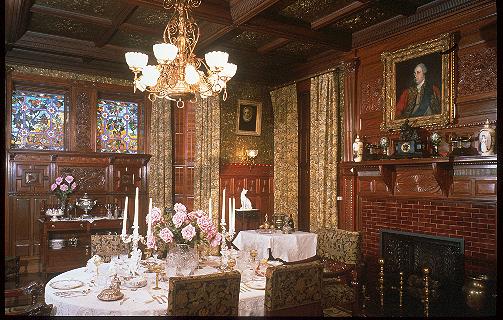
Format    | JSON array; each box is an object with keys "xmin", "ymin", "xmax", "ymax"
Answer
[
  {"xmin": 90, "ymin": 234, "xmax": 128, "ymax": 263},
  {"xmin": 167, "ymin": 270, "xmax": 241, "ymax": 316},
  {"xmin": 316, "ymin": 228, "xmax": 363, "ymax": 315},
  {"xmin": 5, "ymin": 281, "xmax": 53, "ymax": 316},
  {"xmin": 264, "ymin": 261, "xmax": 323, "ymax": 316}
]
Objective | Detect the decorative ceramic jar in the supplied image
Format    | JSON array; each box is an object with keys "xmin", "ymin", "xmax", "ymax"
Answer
[{"xmin": 478, "ymin": 119, "xmax": 495, "ymax": 156}]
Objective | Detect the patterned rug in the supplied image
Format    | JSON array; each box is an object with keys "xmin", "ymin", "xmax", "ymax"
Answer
[{"xmin": 323, "ymin": 307, "xmax": 352, "ymax": 317}]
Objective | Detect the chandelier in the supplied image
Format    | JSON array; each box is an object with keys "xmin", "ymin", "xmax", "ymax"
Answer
[{"xmin": 124, "ymin": 0, "xmax": 237, "ymax": 108}]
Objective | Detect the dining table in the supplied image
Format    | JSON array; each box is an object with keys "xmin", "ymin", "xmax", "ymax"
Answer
[
  {"xmin": 232, "ymin": 229, "xmax": 318, "ymax": 262},
  {"xmin": 45, "ymin": 258, "xmax": 265, "ymax": 316}
]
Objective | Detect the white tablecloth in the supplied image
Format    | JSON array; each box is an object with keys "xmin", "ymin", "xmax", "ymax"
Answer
[
  {"xmin": 45, "ymin": 263, "xmax": 264, "ymax": 316},
  {"xmin": 232, "ymin": 230, "xmax": 317, "ymax": 262}
]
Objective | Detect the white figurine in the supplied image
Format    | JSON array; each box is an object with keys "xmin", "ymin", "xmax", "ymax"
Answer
[
  {"xmin": 128, "ymin": 248, "xmax": 142, "ymax": 276},
  {"xmin": 240, "ymin": 189, "xmax": 252, "ymax": 209}
]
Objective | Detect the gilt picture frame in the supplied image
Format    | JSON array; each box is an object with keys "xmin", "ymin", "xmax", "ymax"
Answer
[
  {"xmin": 236, "ymin": 99, "xmax": 262, "ymax": 136},
  {"xmin": 380, "ymin": 33, "xmax": 455, "ymax": 131}
]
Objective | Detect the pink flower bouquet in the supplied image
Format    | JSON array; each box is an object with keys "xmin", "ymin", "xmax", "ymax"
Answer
[
  {"xmin": 145, "ymin": 203, "xmax": 222, "ymax": 252},
  {"xmin": 50, "ymin": 174, "xmax": 77, "ymax": 202}
]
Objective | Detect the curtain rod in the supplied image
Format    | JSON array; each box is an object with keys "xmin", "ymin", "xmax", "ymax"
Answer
[{"xmin": 270, "ymin": 64, "xmax": 343, "ymax": 91}]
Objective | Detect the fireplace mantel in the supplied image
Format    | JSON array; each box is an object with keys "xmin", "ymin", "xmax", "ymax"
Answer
[{"xmin": 341, "ymin": 155, "xmax": 497, "ymax": 200}]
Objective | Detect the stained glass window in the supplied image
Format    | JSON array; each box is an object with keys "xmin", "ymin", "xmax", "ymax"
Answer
[
  {"xmin": 11, "ymin": 90, "xmax": 66, "ymax": 150},
  {"xmin": 96, "ymin": 99, "xmax": 139, "ymax": 153}
]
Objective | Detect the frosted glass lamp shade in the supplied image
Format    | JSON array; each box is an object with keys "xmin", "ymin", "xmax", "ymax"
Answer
[
  {"xmin": 142, "ymin": 65, "xmax": 160, "ymax": 86},
  {"xmin": 153, "ymin": 43, "xmax": 178, "ymax": 62},
  {"xmin": 184, "ymin": 64, "xmax": 200, "ymax": 85},
  {"xmin": 205, "ymin": 51, "xmax": 229, "ymax": 71},
  {"xmin": 221, "ymin": 63, "xmax": 237, "ymax": 78},
  {"xmin": 125, "ymin": 52, "xmax": 148, "ymax": 69}
]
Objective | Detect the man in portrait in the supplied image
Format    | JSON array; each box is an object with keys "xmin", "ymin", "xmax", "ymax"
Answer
[
  {"xmin": 238, "ymin": 104, "xmax": 256, "ymax": 132},
  {"xmin": 395, "ymin": 63, "xmax": 441, "ymax": 119}
]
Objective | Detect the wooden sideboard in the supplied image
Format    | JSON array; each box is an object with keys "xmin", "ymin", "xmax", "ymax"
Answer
[{"xmin": 38, "ymin": 218, "xmax": 123, "ymax": 277}]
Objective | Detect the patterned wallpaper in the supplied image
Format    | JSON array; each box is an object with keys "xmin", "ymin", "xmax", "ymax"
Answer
[{"xmin": 219, "ymin": 81, "xmax": 274, "ymax": 165}]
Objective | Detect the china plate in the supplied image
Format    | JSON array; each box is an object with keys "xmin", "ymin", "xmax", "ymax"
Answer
[
  {"xmin": 50, "ymin": 279, "xmax": 85, "ymax": 290},
  {"xmin": 267, "ymin": 260, "xmax": 283, "ymax": 266},
  {"xmin": 245, "ymin": 279, "xmax": 266, "ymax": 290}
]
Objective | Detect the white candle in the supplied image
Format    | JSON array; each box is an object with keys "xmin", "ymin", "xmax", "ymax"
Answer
[
  {"xmin": 231, "ymin": 198, "xmax": 236, "ymax": 233},
  {"xmin": 122, "ymin": 196, "xmax": 128, "ymax": 235},
  {"xmin": 147, "ymin": 198, "xmax": 152, "ymax": 237},
  {"xmin": 221, "ymin": 188, "xmax": 226, "ymax": 224},
  {"xmin": 133, "ymin": 187, "xmax": 139, "ymax": 228},
  {"xmin": 208, "ymin": 197, "xmax": 212, "ymax": 221},
  {"xmin": 132, "ymin": 173, "xmax": 134, "ymax": 183},
  {"xmin": 228, "ymin": 198, "xmax": 232, "ymax": 228}
]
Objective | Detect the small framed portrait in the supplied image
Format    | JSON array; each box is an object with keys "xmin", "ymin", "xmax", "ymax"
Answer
[
  {"xmin": 380, "ymin": 33, "xmax": 455, "ymax": 131},
  {"xmin": 236, "ymin": 99, "xmax": 262, "ymax": 136}
]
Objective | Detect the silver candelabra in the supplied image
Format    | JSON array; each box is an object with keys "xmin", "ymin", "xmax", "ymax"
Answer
[
  {"xmin": 219, "ymin": 221, "xmax": 236, "ymax": 268},
  {"xmin": 120, "ymin": 225, "xmax": 145, "ymax": 276}
]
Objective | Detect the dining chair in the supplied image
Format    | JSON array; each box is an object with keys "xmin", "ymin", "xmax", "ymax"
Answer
[
  {"xmin": 90, "ymin": 234, "xmax": 128, "ymax": 263},
  {"xmin": 264, "ymin": 260, "xmax": 323, "ymax": 316},
  {"xmin": 4, "ymin": 281, "xmax": 53, "ymax": 316},
  {"xmin": 316, "ymin": 228, "xmax": 364, "ymax": 316},
  {"xmin": 166, "ymin": 270, "xmax": 241, "ymax": 316},
  {"xmin": 5, "ymin": 256, "xmax": 21, "ymax": 287}
]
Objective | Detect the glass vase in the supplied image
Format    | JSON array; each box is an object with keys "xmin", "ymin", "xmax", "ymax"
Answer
[{"xmin": 172, "ymin": 244, "xmax": 198, "ymax": 276}]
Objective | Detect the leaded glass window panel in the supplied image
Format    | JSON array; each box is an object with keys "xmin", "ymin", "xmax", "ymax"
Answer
[
  {"xmin": 96, "ymin": 99, "xmax": 138, "ymax": 153},
  {"xmin": 11, "ymin": 90, "xmax": 66, "ymax": 150}
]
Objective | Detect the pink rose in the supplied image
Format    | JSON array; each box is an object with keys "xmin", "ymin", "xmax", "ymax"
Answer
[
  {"xmin": 146, "ymin": 234, "xmax": 157, "ymax": 249},
  {"xmin": 172, "ymin": 211, "xmax": 187, "ymax": 228},
  {"xmin": 55, "ymin": 176, "xmax": 63, "ymax": 185},
  {"xmin": 71, "ymin": 182, "xmax": 77, "ymax": 190},
  {"xmin": 150, "ymin": 207, "xmax": 163, "ymax": 225},
  {"xmin": 181, "ymin": 224, "xmax": 196, "ymax": 241},
  {"xmin": 60, "ymin": 184, "xmax": 69, "ymax": 192},
  {"xmin": 210, "ymin": 233, "xmax": 222, "ymax": 247},
  {"xmin": 197, "ymin": 216, "xmax": 212, "ymax": 233},
  {"xmin": 173, "ymin": 203, "xmax": 187, "ymax": 214},
  {"xmin": 159, "ymin": 228, "xmax": 173, "ymax": 243},
  {"xmin": 65, "ymin": 175, "xmax": 74, "ymax": 184},
  {"xmin": 50, "ymin": 183, "xmax": 57, "ymax": 191}
]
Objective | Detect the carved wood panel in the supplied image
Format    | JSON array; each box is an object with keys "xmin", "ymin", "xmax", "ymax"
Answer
[
  {"xmin": 360, "ymin": 76, "xmax": 383, "ymax": 113},
  {"xmin": 13, "ymin": 164, "xmax": 51, "ymax": 193},
  {"xmin": 59, "ymin": 166, "xmax": 108, "ymax": 192},
  {"xmin": 74, "ymin": 89, "xmax": 92, "ymax": 152},
  {"xmin": 395, "ymin": 168, "xmax": 442, "ymax": 195},
  {"xmin": 458, "ymin": 47, "xmax": 497, "ymax": 97}
]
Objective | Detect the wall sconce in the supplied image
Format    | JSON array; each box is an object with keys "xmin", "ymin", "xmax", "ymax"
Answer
[{"xmin": 242, "ymin": 149, "xmax": 258, "ymax": 166}]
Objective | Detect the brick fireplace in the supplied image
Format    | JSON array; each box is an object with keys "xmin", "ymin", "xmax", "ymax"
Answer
[{"xmin": 361, "ymin": 198, "xmax": 497, "ymax": 274}]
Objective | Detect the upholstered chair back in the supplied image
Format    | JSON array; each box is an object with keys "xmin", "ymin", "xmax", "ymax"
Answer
[
  {"xmin": 90, "ymin": 234, "xmax": 128, "ymax": 262},
  {"xmin": 317, "ymin": 228, "xmax": 362, "ymax": 265},
  {"xmin": 167, "ymin": 270, "xmax": 241, "ymax": 316},
  {"xmin": 264, "ymin": 261, "xmax": 323, "ymax": 316}
]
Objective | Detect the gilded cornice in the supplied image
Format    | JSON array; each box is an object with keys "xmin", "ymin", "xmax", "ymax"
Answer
[{"xmin": 6, "ymin": 64, "xmax": 131, "ymax": 86}]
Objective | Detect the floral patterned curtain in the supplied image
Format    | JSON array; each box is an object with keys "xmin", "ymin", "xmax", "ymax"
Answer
[
  {"xmin": 149, "ymin": 99, "xmax": 173, "ymax": 210},
  {"xmin": 270, "ymin": 84, "xmax": 298, "ymax": 226},
  {"xmin": 309, "ymin": 71, "xmax": 343, "ymax": 231},
  {"xmin": 193, "ymin": 97, "xmax": 220, "ymax": 226}
]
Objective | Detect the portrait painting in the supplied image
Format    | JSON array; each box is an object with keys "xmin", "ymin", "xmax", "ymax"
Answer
[
  {"xmin": 380, "ymin": 33, "xmax": 455, "ymax": 131},
  {"xmin": 236, "ymin": 99, "xmax": 262, "ymax": 136}
]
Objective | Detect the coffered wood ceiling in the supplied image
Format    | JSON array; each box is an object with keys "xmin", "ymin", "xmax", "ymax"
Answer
[{"xmin": 5, "ymin": 0, "xmax": 481, "ymax": 86}]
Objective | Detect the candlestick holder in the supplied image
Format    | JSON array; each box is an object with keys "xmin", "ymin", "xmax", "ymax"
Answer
[
  {"xmin": 219, "ymin": 221, "xmax": 235, "ymax": 269},
  {"xmin": 120, "ymin": 226, "xmax": 145, "ymax": 277}
]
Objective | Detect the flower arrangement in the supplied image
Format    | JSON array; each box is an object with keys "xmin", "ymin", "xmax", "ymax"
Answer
[
  {"xmin": 145, "ymin": 203, "xmax": 222, "ymax": 252},
  {"xmin": 50, "ymin": 175, "xmax": 77, "ymax": 203}
]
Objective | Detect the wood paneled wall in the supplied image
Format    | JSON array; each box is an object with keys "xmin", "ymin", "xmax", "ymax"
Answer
[
  {"xmin": 220, "ymin": 163, "xmax": 274, "ymax": 230},
  {"xmin": 5, "ymin": 70, "xmax": 152, "ymax": 272},
  {"xmin": 333, "ymin": 3, "xmax": 497, "ymax": 274}
]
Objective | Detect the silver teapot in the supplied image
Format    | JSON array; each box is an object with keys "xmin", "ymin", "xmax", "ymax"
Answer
[{"xmin": 76, "ymin": 193, "xmax": 97, "ymax": 215}]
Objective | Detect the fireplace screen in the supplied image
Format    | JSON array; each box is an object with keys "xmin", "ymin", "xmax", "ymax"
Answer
[{"xmin": 380, "ymin": 229, "xmax": 464, "ymax": 287}]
